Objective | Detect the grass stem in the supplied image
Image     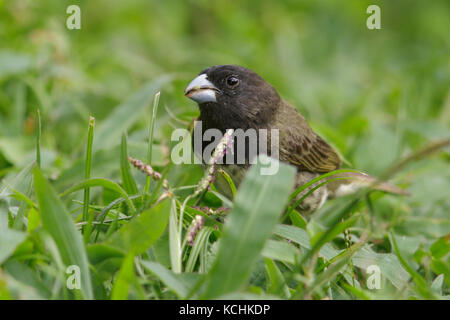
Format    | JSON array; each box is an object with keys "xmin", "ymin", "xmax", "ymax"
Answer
[
  {"xmin": 82, "ymin": 116, "xmax": 95, "ymax": 241},
  {"xmin": 143, "ymin": 92, "xmax": 161, "ymax": 198},
  {"xmin": 36, "ymin": 109, "xmax": 41, "ymax": 168}
]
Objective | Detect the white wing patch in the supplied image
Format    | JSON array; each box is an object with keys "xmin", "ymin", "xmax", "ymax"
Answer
[{"xmin": 334, "ymin": 183, "xmax": 360, "ymax": 197}]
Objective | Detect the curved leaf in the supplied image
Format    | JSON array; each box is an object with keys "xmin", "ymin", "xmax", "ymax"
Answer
[
  {"xmin": 33, "ymin": 167, "xmax": 93, "ymax": 299},
  {"xmin": 203, "ymin": 155, "xmax": 296, "ymax": 298},
  {"xmin": 60, "ymin": 178, "xmax": 135, "ymax": 212}
]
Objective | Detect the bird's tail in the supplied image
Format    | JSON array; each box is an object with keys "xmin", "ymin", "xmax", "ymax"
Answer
[{"xmin": 326, "ymin": 171, "xmax": 410, "ymax": 198}]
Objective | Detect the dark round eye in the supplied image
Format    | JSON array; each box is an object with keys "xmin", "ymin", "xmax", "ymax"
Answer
[{"xmin": 226, "ymin": 76, "xmax": 239, "ymax": 87}]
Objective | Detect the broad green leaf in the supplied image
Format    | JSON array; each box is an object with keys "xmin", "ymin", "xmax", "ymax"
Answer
[
  {"xmin": 262, "ymin": 239, "xmax": 299, "ymax": 265},
  {"xmin": 27, "ymin": 207, "xmax": 40, "ymax": 232},
  {"xmin": 111, "ymin": 252, "xmax": 135, "ymax": 300},
  {"xmin": 150, "ymin": 230, "xmax": 172, "ymax": 268},
  {"xmin": 141, "ymin": 261, "xmax": 190, "ymax": 298},
  {"xmin": 106, "ymin": 198, "xmax": 171, "ymax": 255},
  {"xmin": 352, "ymin": 246, "xmax": 410, "ymax": 290},
  {"xmin": 33, "ymin": 167, "xmax": 93, "ymax": 299},
  {"xmin": 203, "ymin": 156, "xmax": 296, "ymax": 298},
  {"xmin": 431, "ymin": 274, "xmax": 444, "ymax": 294},
  {"xmin": 0, "ymin": 278, "xmax": 12, "ymax": 300},
  {"xmin": 289, "ymin": 210, "xmax": 307, "ymax": 229},
  {"xmin": 273, "ymin": 224, "xmax": 412, "ymax": 290},
  {"xmin": 3, "ymin": 260, "xmax": 51, "ymax": 298},
  {"xmin": 430, "ymin": 236, "xmax": 450, "ymax": 259},
  {"xmin": 390, "ymin": 233, "xmax": 436, "ymax": 299},
  {"xmin": 264, "ymin": 258, "xmax": 290, "ymax": 298},
  {"xmin": 274, "ymin": 224, "xmax": 310, "ymax": 248},
  {"xmin": 0, "ymin": 229, "xmax": 26, "ymax": 264},
  {"xmin": 431, "ymin": 260, "xmax": 450, "ymax": 287},
  {"xmin": 87, "ymin": 244, "xmax": 125, "ymax": 265},
  {"xmin": 273, "ymin": 224, "xmax": 339, "ymax": 260}
]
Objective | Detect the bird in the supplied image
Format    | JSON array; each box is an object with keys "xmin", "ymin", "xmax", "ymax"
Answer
[{"xmin": 184, "ymin": 65, "xmax": 408, "ymax": 214}]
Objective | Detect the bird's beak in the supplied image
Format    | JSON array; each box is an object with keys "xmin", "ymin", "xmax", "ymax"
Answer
[{"xmin": 184, "ymin": 74, "xmax": 219, "ymax": 103}]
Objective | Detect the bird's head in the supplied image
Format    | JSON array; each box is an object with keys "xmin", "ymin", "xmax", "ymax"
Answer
[{"xmin": 185, "ymin": 65, "xmax": 280, "ymax": 130}]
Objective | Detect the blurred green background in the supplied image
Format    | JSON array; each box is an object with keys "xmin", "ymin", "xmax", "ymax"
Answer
[{"xmin": 0, "ymin": 0, "xmax": 449, "ymax": 299}]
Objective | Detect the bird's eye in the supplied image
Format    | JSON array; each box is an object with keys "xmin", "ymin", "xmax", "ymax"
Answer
[{"xmin": 226, "ymin": 76, "xmax": 240, "ymax": 88}]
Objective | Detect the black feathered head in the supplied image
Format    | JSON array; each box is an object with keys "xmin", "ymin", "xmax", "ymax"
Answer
[{"xmin": 185, "ymin": 65, "xmax": 280, "ymax": 131}]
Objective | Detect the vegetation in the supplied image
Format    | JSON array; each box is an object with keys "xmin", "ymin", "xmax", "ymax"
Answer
[{"xmin": 0, "ymin": 0, "xmax": 449, "ymax": 299}]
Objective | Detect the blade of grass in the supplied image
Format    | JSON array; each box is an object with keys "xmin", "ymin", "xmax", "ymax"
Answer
[
  {"xmin": 144, "ymin": 91, "xmax": 161, "ymax": 199},
  {"xmin": 299, "ymin": 241, "xmax": 364, "ymax": 299},
  {"xmin": 12, "ymin": 189, "xmax": 30, "ymax": 230},
  {"xmin": 120, "ymin": 133, "xmax": 138, "ymax": 195},
  {"xmin": 289, "ymin": 210, "xmax": 307, "ymax": 229},
  {"xmin": 93, "ymin": 194, "xmax": 141, "ymax": 242},
  {"xmin": 289, "ymin": 176, "xmax": 354, "ymax": 214},
  {"xmin": 36, "ymin": 109, "xmax": 41, "ymax": 168},
  {"xmin": 185, "ymin": 226, "xmax": 214, "ymax": 273},
  {"xmin": 33, "ymin": 167, "xmax": 93, "ymax": 299},
  {"xmin": 169, "ymin": 197, "xmax": 182, "ymax": 273},
  {"xmin": 83, "ymin": 116, "xmax": 95, "ymax": 242},
  {"xmin": 265, "ymin": 258, "xmax": 291, "ymax": 298},
  {"xmin": 0, "ymin": 161, "xmax": 33, "ymax": 197},
  {"xmin": 5, "ymin": 182, "xmax": 35, "ymax": 229},
  {"xmin": 60, "ymin": 178, "xmax": 136, "ymax": 212},
  {"xmin": 309, "ymin": 214, "xmax": 361, "ymax": 247},
  {"xmin": 300, "ymin": 198, "xmax": 361, "ymax": 266},
  {"xmin": 217, "ymin": 169, "xmax": 237, "ymax": 199},
  {"xmin": 288, "ymin": 169, "xmax": 360, "ymax": 202}
]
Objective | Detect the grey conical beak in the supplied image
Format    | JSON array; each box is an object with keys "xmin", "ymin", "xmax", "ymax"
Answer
[{"xmin": 185, "ymin": 74, "xmax": 219, "ymax": 103}]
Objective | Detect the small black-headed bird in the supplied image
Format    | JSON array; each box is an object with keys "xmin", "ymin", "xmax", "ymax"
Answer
[{"xmin": 185, "ymin": 65, "xmax": 408, "ymax": 213}]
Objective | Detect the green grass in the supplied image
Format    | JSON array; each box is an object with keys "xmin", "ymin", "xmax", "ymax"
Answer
[{"xmin": 0, "ymin": 0, "xmax": 449, "ymax": 300}]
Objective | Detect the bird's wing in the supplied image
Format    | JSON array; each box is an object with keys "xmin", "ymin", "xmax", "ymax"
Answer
[
  {"xmin": 283, "ymin": 132, "xmax": 341, "ymax": 172},
  {"xmin": 276, "ymin": 101, "xmax": 341, "ymax": 172}
]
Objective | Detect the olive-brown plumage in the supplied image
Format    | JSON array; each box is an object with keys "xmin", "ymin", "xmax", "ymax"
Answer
[
  {"xmin": 185, "ymin": 65, "xmax": 407, "ymax": 213},
  {"xmin": 273, "ymin": 100, "xmax": 341, "ymax": 173}
]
